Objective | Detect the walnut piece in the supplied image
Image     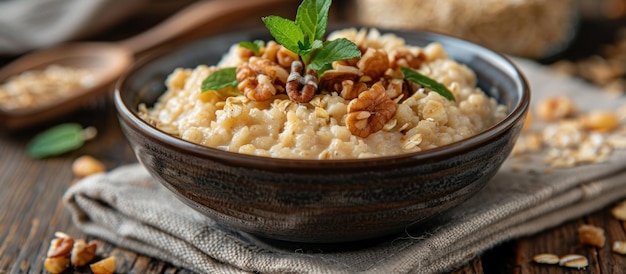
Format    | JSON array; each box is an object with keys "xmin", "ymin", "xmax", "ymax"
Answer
[
  {"xmin": 383, "ymin": 78, "xmax": 409, "ymax": 101},
  {"xmin": 72, "ymin": 155, "xmax": 106, "ymax": 178},
  {"xmin": 71, "ymin": 239, "xmax": 98, "ymax": 267},
  {"xmin": 339, "ymin": 80, "xmax": 369, "ymax": 100},
  {"xmin": 535, "ymin": 96, "xmax": 576, "ymax": 121},
  {"xmin": 579, "ymin": 110, "xmax": 620, "ymax": 132},
  {"xmin": 44, "ymin": 232, "xmax": 74, "ymax": 273},
  {"xmin": 286, "ymin": 60, "xmax": 318, "ymax": 103},
  {"xmin": 47, "ymin": 233, "xmax": 74, "ymax": 258},
  {"xmin": 357, "ymin": 47, "xmax": 389, "ymax": 80},
  {"xmin": 577, "ymin": 224, "xmax": 605, "ymax": 247},
  {"xmin": 345, "ymin": 83, "xmax": 398, "ymax": 138},
  {"xmin": 249, "ymin": 56, "xmax": 289, "ymax": 84},
  {"xmin": 236, "ymin": 56, "xmax": 288, "ymax": 101},
  {"xmin": 44, "ymin": 257, "xmax": 70, "ymax": 274},
  {"xmin": 388, "ymin": 48, "xmax": 426, "ymax": 69},
  {"xmin": 90, "ymin": 256, "xmax": 116, "ymax": 274},
  {"xmin": 44, "ymin": 231, "xmax": 103, "ymax": 272},
  {"xmin": 262, "ymin": 41, "xmax": 299, "ymax": 68},
  {"xmin": 320, "ymin": 64, "xmax": 362, "ymax": 97}
]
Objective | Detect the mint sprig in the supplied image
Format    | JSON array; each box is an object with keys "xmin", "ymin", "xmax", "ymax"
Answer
[
  {"xmin": 401, "ymin": 67, "xmax": 456, "ymax": 101},
  {"xmin": 200, "ymin": 0, "xmax": 361, "ymax": 97},
  {"xmin": 262, "ymin": 0, "xmax": 361, "ymax": 69}
]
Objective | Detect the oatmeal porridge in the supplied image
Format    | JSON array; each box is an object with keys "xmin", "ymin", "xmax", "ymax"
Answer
[{"xmin": 140, "ymin": 28, "xmax": 507, "ymax": 159}]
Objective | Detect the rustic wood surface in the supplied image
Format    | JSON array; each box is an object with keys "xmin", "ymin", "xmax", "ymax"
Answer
[{"xmin": 1, "ymin": 2, "xmax": 626, "ymax": 273}]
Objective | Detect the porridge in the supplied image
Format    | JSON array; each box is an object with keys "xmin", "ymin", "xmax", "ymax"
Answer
[{"xmin": 140, "ymin": 28, "xmax": 507, "ymax": 159}]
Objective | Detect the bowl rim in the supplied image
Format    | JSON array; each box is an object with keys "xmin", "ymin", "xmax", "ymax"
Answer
[{"xmin": 114, "ymin": 27, "xmax": 530, "ymax": 171}]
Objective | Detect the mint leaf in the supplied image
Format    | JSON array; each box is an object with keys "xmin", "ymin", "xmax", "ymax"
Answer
[
  {"xmin": 212, "ymin": 86, "xmax": 241, "ymax": 98},
  {"xmin": 316, "ymin": 63, "xmax": 333, "ymax": 75},
  {"xmin": 401, "ymin": 67, "xmax": 456, "ymax": 101},
  {"xmin": 201, "ymin": 67, "xmax": 238, "ymax": 91},
  {"xmin": 239, "ymin": 40, "xmax": 264, "ymax": 56},
  {"xmin": 296, "ymin": 0, "xmax": 331, "ymax": 44},
  {"xmin": 262, "ymin": 15, "xmax": 304, "ymax": 54},
  {"xmin": 308, "ymin": 38, "xmax": 361, "ymax": 71},
  {"xmin": 310, "ymin": 39, "xmax": 323, "ymax": 50}
]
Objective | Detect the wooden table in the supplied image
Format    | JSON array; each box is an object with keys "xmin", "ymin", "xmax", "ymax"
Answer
[{"xmin": 2, "ymin": 3, "xmax": 626, "ymax": 273}]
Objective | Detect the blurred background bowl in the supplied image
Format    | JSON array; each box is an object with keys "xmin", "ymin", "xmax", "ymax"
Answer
[
  {"xmin": 114, "ymin": 26, "xmax": 530, "ymax": 243},
  {"xmin": 345, "ymin": 0, "xmax": 579, "ymax": 60}
]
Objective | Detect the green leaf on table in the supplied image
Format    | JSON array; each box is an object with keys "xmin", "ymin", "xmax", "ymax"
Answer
[
  {"xmin": 27, "ymin": 123, "xmax": 96, "ymax": 159},
  {"xmin": 201, "ymin": 67, "xmax": 238, "ymax": 92},
  {"xmin": 401, "ymin": 67, "xmax": 456, "ymax": 101}
]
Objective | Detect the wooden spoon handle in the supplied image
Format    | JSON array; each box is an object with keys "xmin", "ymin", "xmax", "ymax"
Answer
[{"xmin": 118, "ymin": 0, "xmax": 296, "ymax": 54}]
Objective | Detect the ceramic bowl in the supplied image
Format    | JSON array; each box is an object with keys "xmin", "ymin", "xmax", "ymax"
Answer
[{"xmin": 114, "ymin": 27, "xmax": 530, "ymax": 243}]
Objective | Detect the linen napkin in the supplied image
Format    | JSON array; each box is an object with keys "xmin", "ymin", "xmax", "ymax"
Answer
[{"xmin": 63, "ymin": 59, "xmax": 626, "ymax": 274}]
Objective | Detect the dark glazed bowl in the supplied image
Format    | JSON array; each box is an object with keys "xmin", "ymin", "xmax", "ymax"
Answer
[{"xmin": 114, "ymin": 27, "xmax": 530, "ymax": 243}]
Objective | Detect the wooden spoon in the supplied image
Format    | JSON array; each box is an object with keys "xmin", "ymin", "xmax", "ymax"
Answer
[{"xmin": 0, "ymin": 0, "xmax": 295, "ymax": 130}]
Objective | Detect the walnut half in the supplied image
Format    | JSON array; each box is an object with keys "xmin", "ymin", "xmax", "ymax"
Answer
[
  {"xmin": 345, "ymin": 83, "xmax": 398, "ymax": 138},
  {"xmin": 286, "ymin": 60, "xmax": 318, "ymax": 103},
  {"xmin": 236, "ymin": 56, "xmax": 289, "ymax": 101}
]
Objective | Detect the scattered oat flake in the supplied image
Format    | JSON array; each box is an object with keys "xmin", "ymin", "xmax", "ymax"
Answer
[
  {"xmin": 533, "ymin": 253, "xmax": 559, "ymax": 264},
  {"xmin": 613, "ymin": 241, "xmax": 626, "ymax": 255},
  {"xmin": 611, "ymin": 200, "xmax": 626, "ymax": 221},
  {"xmin": 559, "ymin": 254, "xmax": 588, "ymax": 269},
  {"xmin": 513, "ymin": 96, "xmax": 626, "ymax": 169}
]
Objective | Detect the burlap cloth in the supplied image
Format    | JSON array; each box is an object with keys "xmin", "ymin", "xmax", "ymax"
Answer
[{"xmin": 63, "ymin": 59, "xmax": 626, "ymax": 273}]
